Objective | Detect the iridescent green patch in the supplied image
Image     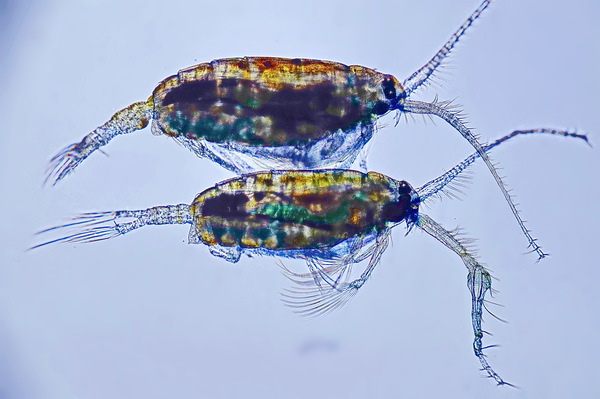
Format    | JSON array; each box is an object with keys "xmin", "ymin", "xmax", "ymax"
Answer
[
  {"xmin": 255, "ymin": 201, "xmax": 351, "ymax": 226},
  {"xmin": 187, "ymin": 170, "xmax": 415, "ymax": 250}
]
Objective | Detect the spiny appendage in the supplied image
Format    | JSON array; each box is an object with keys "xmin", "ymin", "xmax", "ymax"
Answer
[
  {"xmin": 493, "ymin": 128, "xmax": 589, "ymax": 147},
  {"xmin": 468, "ymin": 266, "xmax": 514, "ymax": 387},
  {"xmin": 281, "ymin": 254, "xmax": 362, "ymax": 317},
  {"xmin": 281, "ymin": 231, "xmax": 390, "ymax": 317},
  {"xmin": 417, "ymin": 128, "xmax": 590, "ymax": 203},
  {"xmin": 402, "ymin": 0, "xmax": 493, "ymax": 96},
  {"xmin": 416, "ymin": 214, "xmax": 511, "ymax": 386},
  {"xmin": 404, "ymin": 99, "xmax": 548, "ymax": 260},
  {"xmin": 30, "ymin": 204, "xmax": 191, "ymax": 250},
  {"xmin": 45, "ymin": 99, "xmax": 153, "ymax": 186}
]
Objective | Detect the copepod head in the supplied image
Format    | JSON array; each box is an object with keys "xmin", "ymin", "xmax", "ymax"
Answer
[
  {"xmin": 372, "ymin": 74, "xmax": 406, "ymax": 116},
  {"xmin": 381, "ymin": 180, "xmax": 419, "ymax": 228},
  {"xmin": 407, "ymin": 185, "xmax": 421, "ymax": 230}
]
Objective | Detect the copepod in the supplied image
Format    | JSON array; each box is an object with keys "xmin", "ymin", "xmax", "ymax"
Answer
[
  {"xmin": 33, "ymin": 128, "xmax": 588, "ymax": 386},
  {"xmin": 46, "ymin": 0, "xmax": 567, "ymax": 260}
]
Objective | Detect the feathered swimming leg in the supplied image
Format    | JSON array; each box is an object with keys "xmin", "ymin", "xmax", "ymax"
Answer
[{"xmin": 281, "ymin": 230, "xmax": 391, "ymax": 317}]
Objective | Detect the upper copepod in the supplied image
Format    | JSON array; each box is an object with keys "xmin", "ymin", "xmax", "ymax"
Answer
[
  {"xmin": 46, "ymin": 0, "xmax": 560, "ymax": 260},
  {"xmin": 33, "ymin": 128, "xmax": 589, "ymax": 386}
]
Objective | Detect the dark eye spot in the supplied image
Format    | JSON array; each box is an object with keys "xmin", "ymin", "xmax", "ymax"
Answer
[
  {"xmin": 372, "ymin": 101, "xmax": 390, "ymax": 115},
  {"xmin": 398, "ymin": 181, "xmax": 412, "ymax": 194},
  {"xmin": 382, "ymin": 77, "xmax": 396, "ymax": 100}
]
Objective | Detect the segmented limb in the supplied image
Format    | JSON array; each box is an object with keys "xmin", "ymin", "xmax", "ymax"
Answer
[
  {"xmin": 281, "ymin": 230, "xmax": 391, "ymax": 317},
  {"xmin": 45, "ymin": 98, "xmax": 154, "ymax": 185},
  {"xmin": 280, "ymin": 236, "xmax": 376, "ymax": 292},
  {"xmin": 280, "ymin": 257, "xmax": 359, "ymax": 317},
  {"xmin": 30, "ymin": 204, "xmax": 191, "ymax": 250},
  {"xmin": 417, "ymin": 128, "xmax": 589, "ymax": 202},
  {"xmin": 402, "ymin": 0, "xmax": 492, "ymax": 96},
  {"xmin": 416, "ymin": 213, "xmax": 512, "ymax": 386},
  {"xmin": 404, "ymin": 99, "xmax": 549, "ymax": 260}
]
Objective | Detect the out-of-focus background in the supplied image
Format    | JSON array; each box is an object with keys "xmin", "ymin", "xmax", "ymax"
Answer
[{"xmin": 1, "ymin": 0, "xmax": 599, "ymax": 398}]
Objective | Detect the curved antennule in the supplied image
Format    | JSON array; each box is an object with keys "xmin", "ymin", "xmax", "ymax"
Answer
[
  {"xmin": 417, "ymin": 129, "xmax": 589, "ymax": 202},
  {"xmin": 404, "ymin": 100, "xmax": 558, "ymax": 260},
  {"xmin": 416, "ymin": 213, "xmax": 514, "ymax": 387},
  {"xmin": 45, "ymin": 97, "xmax": 154, "ymax": 186},
  {"xmin": 402, "ymin": 0, "xmax": 492, "ymax": 96},
  {"xmin": 29, "ymin": 204, "xmax": 191, "ymax": 250}
]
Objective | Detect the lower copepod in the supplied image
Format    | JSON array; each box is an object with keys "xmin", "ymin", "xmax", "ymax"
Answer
[
  {"xmin": 44, "ymin": 0, "xmax": 573, "ymax": 260},
  {"xmin": 32, "ymin": 128, "xmax": 588, "ymax": 385}
]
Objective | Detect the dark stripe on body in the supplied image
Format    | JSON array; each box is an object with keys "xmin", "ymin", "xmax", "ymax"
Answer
[
  {"xmin": 159, "ymin": 78, "xmax": 377, "ymax": 146},
  {"xmin": 191, "ymin": 174, "xmax": 414, "ymax": 250}
]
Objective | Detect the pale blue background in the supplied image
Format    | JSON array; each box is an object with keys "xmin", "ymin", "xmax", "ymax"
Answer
[{"xmin": 1, "ymin": 0, "xmax": 599, "ymax": 398}]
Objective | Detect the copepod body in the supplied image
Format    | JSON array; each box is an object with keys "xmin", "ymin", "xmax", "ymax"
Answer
[
  {"xmin": 153, "ymin": 57, "xmax": 403, "ymax": 171},
  {"xmin": 46, "ymin": 0, "xmax": 571, "ymax": 260},
  {"xmin": 189, "ymin": 169, "xmax": 416, "ymax": 255},
  {"xmin": 34, "ymin": 128, "xmax": 589, "ymax": 386},
  {"xmin": 51, "ymin": 56, "xmax": 404, "ymax": 176}
]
